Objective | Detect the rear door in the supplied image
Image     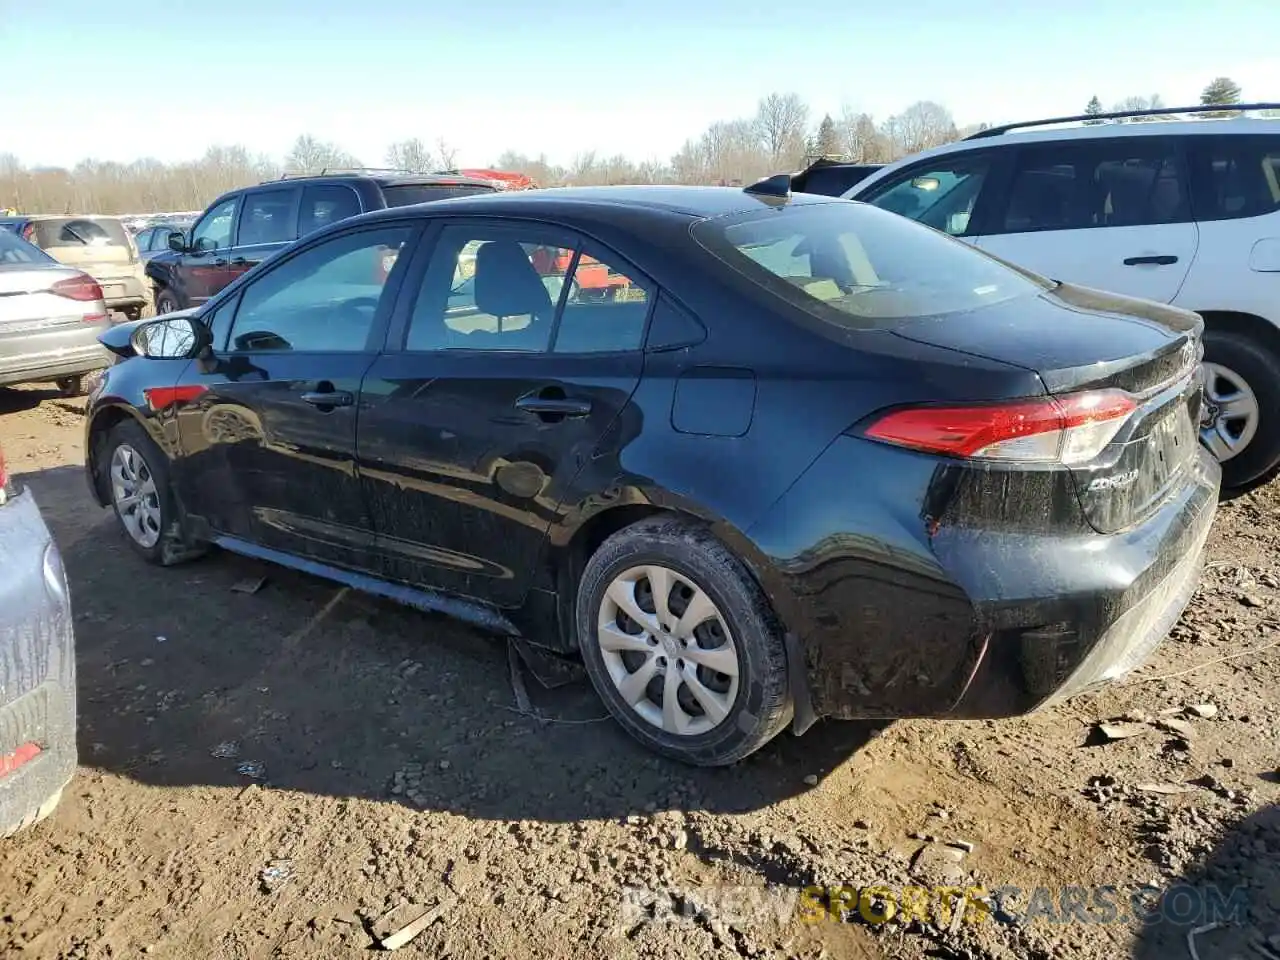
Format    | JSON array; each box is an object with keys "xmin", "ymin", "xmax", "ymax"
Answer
[
  {"xmin": 170, "ymin": 221, "xmax": 419, "ymax": 572},
  {"xmin": 975, "ymin": 136, "xmax": 1198, "ymax": 303},
  {"xmin": 357, "ymin": 219, "xmax": 652, "ymax": 607},
  {"xmin": 225, "ymin": 186, "xmax": 301, "ymax": 284}
]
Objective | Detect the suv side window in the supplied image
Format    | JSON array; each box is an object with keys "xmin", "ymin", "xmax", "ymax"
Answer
[
  {"xmin": 997, "ymin": 138, "xmax": 1190, "ymax": 234},
  {"xmin": 225, "ymin": 225, "xmax": 413, "ymax": 353},
  {"xmin": 237, "ymin": 188, "xmax": 299, "ymax": 246},
  {"xmin": 859, "ymin": 155, "xmax": 993, "ymax": 237},
  {"xmin": 191, "ymin": 198, "xmax": 238, "ymax": 252},
  {"xmin": 300, "ymin": 184, "xmax": 362, "ymax": 236},
  {"xmin": 404, "ymin": 226, "xmax": 578, "ymax": 353},
  {"xmin": 1188, "ymin": 134, "xmax": 1280, "ymax": 222}
]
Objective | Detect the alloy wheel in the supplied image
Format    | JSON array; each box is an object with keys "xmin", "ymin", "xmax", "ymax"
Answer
[
  {"xmin": 596, "ymin": 564, "xmax": 740, "ymax": 736},
  {"xmin": 1200, "ymin": 362, "xmax": 1260, "ymax": 463},
  {"xmin": 110, "ymin": 443, "xmax": 162, "ymax": 549}
]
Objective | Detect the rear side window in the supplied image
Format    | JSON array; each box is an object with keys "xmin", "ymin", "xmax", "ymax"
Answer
[
  {"xmin": 300, "ymin": 184, "xmax": 361, "ymax": 236},
  {"xmin": 1188, "ymin": 135, "xmax": 1280, "ymax": 222},
  {"xmin": 0, "ymin": 231, "xmax": 52, "ymax": 264},
  {"xmin": 998, "ymin": 139, "xmax": 1190, "ymax": 233},
  {"xmin": 381, "ymin": 183, "xmax": 496, "ymax": 207},
  {"xmin": 237, "ymin": 189, "xmax": 298, "ymax": 246},
  {"xmin": 32, "ymin": 217, "xmax": 131, "ymax": 249},
  {"xmin": 692, "ymin": 202, "xmax": 1047, "ymax": 329}
]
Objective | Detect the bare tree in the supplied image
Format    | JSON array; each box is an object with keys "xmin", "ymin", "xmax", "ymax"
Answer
[
  {"xmin": 385, "ymin": 138, "xmax": 435, "ymax": 173},
  {"xmin": 838, "ymin": 108, "xmax": 891, "ymax": 162},
  {"xmin": 882, "ymin": 101, "xmax": 957, "ymax": 158},
  {"xmin": 285, "ymin": 135, "xmax": 359, "ymax": 174},
  {"xmin": 754, "ymin": 93, "xmax": 810, "ymax": 167},
  {"xmin": 1112, "ymin": 94, "xmax": 1165, "ymax": 122},
  {"xmin": 436, "ymin": 138, "xmax": 459, "ymax": 170}
]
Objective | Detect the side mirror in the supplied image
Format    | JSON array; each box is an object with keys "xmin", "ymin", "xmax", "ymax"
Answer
[
  {"xmin": 130, "ymin": 315, "xmax": 210, "ymax": 360},
  {"xmin": 167, "ymin": 231, "xmax": 187, "ymax": 253}
]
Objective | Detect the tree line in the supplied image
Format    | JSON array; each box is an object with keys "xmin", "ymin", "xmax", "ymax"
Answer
[{"xmin": 0, "ymin": 78, "xmax": 1254, "ymax": 216}]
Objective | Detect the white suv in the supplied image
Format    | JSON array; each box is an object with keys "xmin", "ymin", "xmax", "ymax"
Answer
[{"xmin": 843, "ymin": 104, "xmax": 1280, "ymax": 489}]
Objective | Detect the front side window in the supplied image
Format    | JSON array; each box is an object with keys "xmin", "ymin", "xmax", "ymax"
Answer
[
  {"xmin": 999, "ymin": 139, "xmax": 1189, "ymax": 233},
  {"xmin": 1188, "ymin": 134, "xmax": 1280, "ymax": 222},
  {"xmin": 859, "ymin": 157, "xmax": 992, "ymax": 236},
  {"xmin": 693, "ymin": 201, "xmax": 1047, "ymax": 330},
  {"xmin": 226, "ymin": 225, "xmax": 412, "ymax": 353},
  {"xmin": 237, "ymin": 189, "xmax": 298, "ymax": 246},
  {"xmin": 192, "ymin": 198, "xmax": 238, "ymax": 252},
  {"xmin": 405, "ymin": 227, "xmax": 576, "ymax": 352}
]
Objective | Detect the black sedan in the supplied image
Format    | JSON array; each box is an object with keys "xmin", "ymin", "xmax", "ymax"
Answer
[{"xmin": 82, "ymin": 183, "xmax": 1220, "ymax": 766}]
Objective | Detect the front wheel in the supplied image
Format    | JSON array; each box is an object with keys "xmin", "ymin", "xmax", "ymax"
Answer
[
  {"xmin": 102, "ymin": 420, "xmax": 204, "ymax": 565},
  {"xmin": 1200, "ymin": 328, "xmax": 1280, "ymax": 489},
  {"xmin": 576, "ymin": 516, "xmax": 791, "ymax": 766},
  {"xmin": 154, "ymin": 287, "xmax": 180, "ymax": 316}
]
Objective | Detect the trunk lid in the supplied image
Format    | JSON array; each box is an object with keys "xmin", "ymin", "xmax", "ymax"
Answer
[{"xmin": 890, "ymin": 282, "xmax": 1204, "ymax": 534}]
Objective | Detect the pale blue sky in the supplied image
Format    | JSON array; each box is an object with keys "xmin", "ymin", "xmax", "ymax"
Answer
[{"xmin": 1, "ymin": 0, "xmax": 1276, "ymax": 169}]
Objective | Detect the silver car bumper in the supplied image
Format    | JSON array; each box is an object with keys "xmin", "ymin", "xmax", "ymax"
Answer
[{"xmin": 0, "ymin": 486, "xmax": 76, "ymax": 837}]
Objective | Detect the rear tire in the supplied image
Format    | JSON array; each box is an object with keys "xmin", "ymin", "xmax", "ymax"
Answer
[
  {"xmin": 1, "ymin": 786, "xmax": 64, "ymax": 839},
  {"xmin": 102, "ymin": 419, "xmax": 205, "ymax": 566},
  {"xmin": 56, "ymin": 375, "xmax": 87, "ymax": 397},
  {"xmin": 1200, "ymin": 328, "xmax": 1280, "ymax": 490},
  {"xmin": 576, "ymin": 516, "xmax": 791, "ymax": 766}
]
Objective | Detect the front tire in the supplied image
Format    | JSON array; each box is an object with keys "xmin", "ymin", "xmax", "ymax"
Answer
[
  {"xmin": 56, "ymin": 375, "xmax": 87, "ymax": 397},
  {"xmin": 1200, "ymin": 328, "xmax": 1280, "ymax": 489},
  {"xmin": 103, "ymin": 420, "xmax": 204, "ymax": 565},
  {"xmin": 154, "ymin": 287, "xmax": 180, "ymax": 316},
  {"xmin": 576, "ymin": 516, "xmax": 791, "ymax": 766}
]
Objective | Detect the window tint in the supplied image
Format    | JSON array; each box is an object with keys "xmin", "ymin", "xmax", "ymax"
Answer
[
  {"xmin": 381, "ymin": 183, "xmax": 495, "ymax": 207},
  {"xmin": 0, "ymin": 231, "xmax": 52, "ymax": 264},
  {"xmin": 33, "ymin": 217, "xmax": 131, "ymax": 249},
  {"xmin": 226, "ymin": 226, "xmax": 412, "ymax": 353},
  {"xmin": 692, "ymin": 202, "xmax": 1046, "ymax": 330},
  {"xmin": 1189, "ymin": 135, "xmax": 1280, "ymax": 222},
  {"xmin": 553, "ymin": 251, "xmax": 652, "ymax": 353},
  {"xmin": 238, "ymin": 189, "xmax": 297, "ymax": 246},
  {"xmin": 203, "ymin": 292, "xmax": 241, "ymax": 352},
  {"xmin": 300, "ymin": 184, "xmax": 361, "ymax": 236},
  {"xmin": 1000, "ymin": 140, "xmax": 1189, "ymax": 233},
  {"xmin": 192, "ymin": 198, "xmax": 237, "ymax": 251},
  {"xmin": 406, "ymin": 227, "xmax": 574, "ymax": 352},
  {"xmin": 860, "ymin": 157, "xmax": 991, "ymax": 236}
]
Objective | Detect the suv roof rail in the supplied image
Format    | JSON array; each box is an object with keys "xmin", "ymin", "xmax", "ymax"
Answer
[
  {"xmin": 965, "ymin": 102, "xmax": 1280, "ymax": 140},
  {"xmin": 262, "ymin": 166, "xmax": 422, "ymax": 182}
]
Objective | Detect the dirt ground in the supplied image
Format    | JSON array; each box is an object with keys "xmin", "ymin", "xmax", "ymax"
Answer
[{"xmin": 2, "ymin": 384, "xmax": 1278, "ymax": 960}]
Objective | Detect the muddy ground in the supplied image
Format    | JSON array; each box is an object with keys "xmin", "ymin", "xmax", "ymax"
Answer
[{"xmin": 1, "ymin": 385, "xmax": 1278, "ymax": 960}]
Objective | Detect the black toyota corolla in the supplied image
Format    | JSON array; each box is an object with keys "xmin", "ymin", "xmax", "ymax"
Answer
[{"xmin": 82, "ymin": 183, "xmax": 1220, "ymax": 766}]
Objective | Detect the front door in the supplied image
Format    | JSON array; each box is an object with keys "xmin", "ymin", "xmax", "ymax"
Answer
[
  {"xmin": 357, "ymin": 221, "xmax": 654, "ymax": 607},
  {"xmin": 172, "ymin": 221, "xmax": 418, "ymax": 572},
  {"xmin": 975, "ymin": 137, "xmax": 1199, "ymax": 303},
  {"xmin": 178, "ymin": 196, "xmax": 240, "ymax": 304}
]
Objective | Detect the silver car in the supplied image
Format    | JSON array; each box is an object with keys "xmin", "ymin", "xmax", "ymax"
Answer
[
  {"xmin": 0, "ymin": 443, "xmax": 77, "ymax": 837},
  {"xmin": 0, "ymin": 230, "xmax": 113, "ymax": 396}
]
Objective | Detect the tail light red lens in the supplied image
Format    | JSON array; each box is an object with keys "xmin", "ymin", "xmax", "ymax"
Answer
[
  {"xmin": 50, "ymin": 274, "xmax": 105, "ymax": 302},
  {"xmin": 143, "ymin": 384, "xmax": 208, "ymax": 412},
  {"xmin": 864, "ymin": 389, "xmax": 1138, "ymax": 464}
]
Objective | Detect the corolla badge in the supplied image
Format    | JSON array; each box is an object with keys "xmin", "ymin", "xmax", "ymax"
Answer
[{"xmin": 1088, "ymin": 469, "xmax": 1140, "ymax": 492}]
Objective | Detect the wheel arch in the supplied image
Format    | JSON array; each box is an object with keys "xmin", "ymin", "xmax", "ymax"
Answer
[
  {"xmin": 85, "ymin": 403, "xmax": 151, "ymax": 506},
  {"xmin": 1196, "ymin": 309, "xmax": 1280, "ymax": 356}
]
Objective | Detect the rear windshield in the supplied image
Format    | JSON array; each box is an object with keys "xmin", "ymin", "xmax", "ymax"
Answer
[
  {"xmin": 691, "ymin": 201, "xmax": 1047, "ymax": 329},
  {"xmin": 381, "ymin": 183, "xmax": 496, "ymax": 207},
  {"xmin": 33, "ymin": 217, "xmax": 131, "ymax": 249},
  {"xmin": 0, "ymin": 230, "xmax": 53, "ymax": 264}
]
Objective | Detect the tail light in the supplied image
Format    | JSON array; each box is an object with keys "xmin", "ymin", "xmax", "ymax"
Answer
[
  {"xmin": 50, "ymin": 273, "xmax": 108, "ymax": 321},
  {"xmin": 864, "ymin": 389, "xmax": 1137, "ymax": 465}
]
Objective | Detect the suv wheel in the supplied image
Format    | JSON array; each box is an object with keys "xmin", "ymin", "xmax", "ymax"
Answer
[
  {"xmin": 154, "ymin": 287, "xmax": 180, "ymax": 316},
  {"xmin": 576, "ymin": 516, "xmax": 791, "ymax": 766},
  {"xmin": 1200, "ymin": 328, "xmax": 1280, "ymax": 489},
  {"xmin": 56, "ymin": 375, "xmax": 87, "ymax": 397}
]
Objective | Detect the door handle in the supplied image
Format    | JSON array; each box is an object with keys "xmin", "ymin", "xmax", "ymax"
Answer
[
  {"xmin": 212, "ymin": 258, "xmax": 228, "ymax": 267},
  {"xmin": 1123, "ymin": 254, "xmax": 1178, "ymax": 266},
  {"xmin": 301, "ymin": 389, "xmax": 354, "ymax": 408},
  {"xmin": 229, "ymin": 257, "xmax": 248, "ymax": 266},
  {"xmin": 515, "ymin": 394, "xmax": 592, "ymax": 419}
]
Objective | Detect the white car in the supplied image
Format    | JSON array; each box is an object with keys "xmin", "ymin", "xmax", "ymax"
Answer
[{"xmin": 843, "ymin": 103, "xmax": 1280, "ymax": 489}]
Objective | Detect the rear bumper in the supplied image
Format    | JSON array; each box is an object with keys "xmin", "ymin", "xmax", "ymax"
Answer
[
  {"xmin": 98, "ymin": 275, "xmax": 148, "ymax": 309},
  {"xmin": 0, "ymin": 345, "xmax": 113, "ymax": 387},
  {"xmin": 746, "ymin": 437, "xmax": 1221, "ymax": 721},
  {"xmin": 0, "ymin": 489, "xmax": 77, "ymax": 836}
]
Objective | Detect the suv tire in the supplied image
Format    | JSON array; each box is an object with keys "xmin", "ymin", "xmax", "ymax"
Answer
[{"xmin": 1201, "ymin": 328, "xmax": 1280, "ymax": 490}]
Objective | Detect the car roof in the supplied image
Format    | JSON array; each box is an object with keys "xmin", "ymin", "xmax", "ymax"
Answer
[{"xmin": 355, "ymin": 184, "xmax": 836, "ymax": 225}]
